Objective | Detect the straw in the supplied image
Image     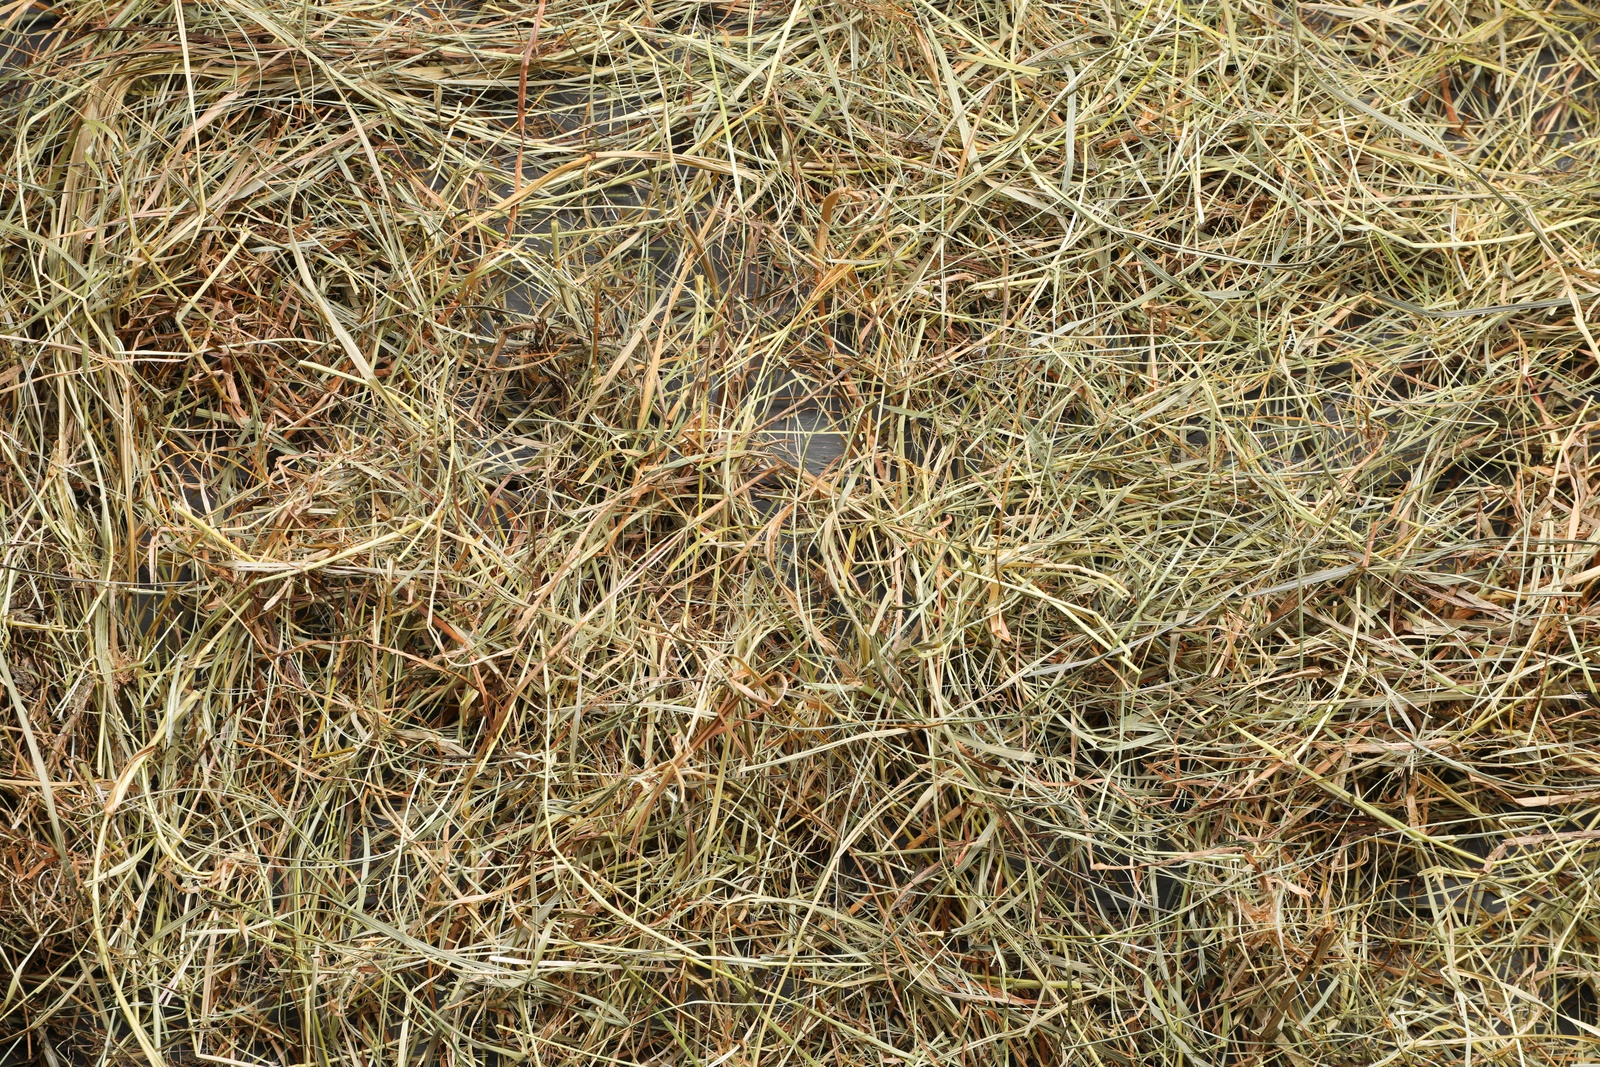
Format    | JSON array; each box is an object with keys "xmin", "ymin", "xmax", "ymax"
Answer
[{"xmin": 1, "ymin": 0, "xmax": 1598, "ymax": 1063}]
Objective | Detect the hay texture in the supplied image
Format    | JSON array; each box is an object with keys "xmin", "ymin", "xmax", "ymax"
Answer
[{"xmin": 2, "ymin": 0, "xmax": 1600, "ymax": 1063}]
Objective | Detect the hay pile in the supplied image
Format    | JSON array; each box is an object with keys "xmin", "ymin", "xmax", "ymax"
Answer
[{"xmin": 2, "ymin": 0, "xmax": 1599, "ymax": 1063}]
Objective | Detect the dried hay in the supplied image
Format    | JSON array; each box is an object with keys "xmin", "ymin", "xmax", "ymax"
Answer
[{"xmin": 2, "ymin": 0, "xmax": 1600, "ymax": 1064}]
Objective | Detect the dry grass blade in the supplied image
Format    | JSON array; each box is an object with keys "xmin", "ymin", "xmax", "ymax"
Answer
[{"xmin": 2, "ymin": 0, "xmax": 1599, "ymax": 1064}]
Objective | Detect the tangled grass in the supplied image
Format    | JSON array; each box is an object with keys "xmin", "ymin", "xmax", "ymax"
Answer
[{"xmin": 2, "ymin": 0, "xmax": 1600, "ymax": 1063}]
